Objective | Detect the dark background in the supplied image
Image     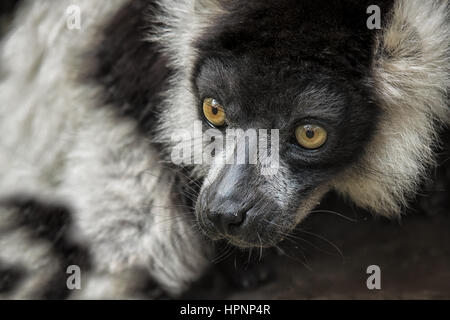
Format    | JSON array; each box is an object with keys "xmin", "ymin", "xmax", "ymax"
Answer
[{"xmin": 191, "ymin": 191, "xmax": 450, "ymax": 299}]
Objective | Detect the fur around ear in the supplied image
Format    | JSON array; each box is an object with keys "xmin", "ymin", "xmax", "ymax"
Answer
[
  {"xmin": 193, "ymin": 0, "xmax": 225, "ymax": 14},
  {"xmin": 333, "ymin": 0, "xmax": 450, "ymax": 217},
  {"xmin": 149, "ymin": 0, "xmax": 228, "ymax": 71}
]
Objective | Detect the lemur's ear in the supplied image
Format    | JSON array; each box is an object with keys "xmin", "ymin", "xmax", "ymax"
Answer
[
  {"xmin": 150, "ymin": 0, "xmax": 229, "ymax": 70},
  {"xmin": 373, "ymin": 0, "xmax": 449, "ymax": 123},
  {"xmin": 333, "ymin": 0, "xmax": 450, "ymax": 217}
]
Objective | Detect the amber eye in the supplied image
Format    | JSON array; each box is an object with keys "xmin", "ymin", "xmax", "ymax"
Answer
[
  {"xmin": 295, "ymin": 125, "xmax": 328, "ymax": 150},
  {"xmin": 203, "ymin": 98, "xmax": 226, "ymax": 127}
]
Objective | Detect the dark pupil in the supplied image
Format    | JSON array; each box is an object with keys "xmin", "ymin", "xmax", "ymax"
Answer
[
  {"xmin": 306, "ymin": 129, "xmax": 315, "ymax": 139},
  {"xmin": 211, "ymin": 107, "xmax": 219, "ymax": 115}
]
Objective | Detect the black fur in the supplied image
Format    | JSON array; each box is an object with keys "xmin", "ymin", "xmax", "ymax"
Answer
[
  {"xmin": 87, "ymin": 0, "xmax": 172, "ymax": 137},
  {"xmin": 0, "ymin": 0, "xmax": 22, "ymax": 22},
  {"xmin": 0, "ymin": 264, "xmax": 25, "ymax": 295},
  {"xmin": 0, "ymin": 198, "xmax": 91, "ymax": 299},
  {"xmin": 88, "ymin": 0, "xmax": 205, "ymax": 211}
]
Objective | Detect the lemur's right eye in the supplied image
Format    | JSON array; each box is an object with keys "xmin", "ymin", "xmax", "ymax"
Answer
[{"xmin": 203, "ymin": 98, "xmax": 226, "ymax": 127}]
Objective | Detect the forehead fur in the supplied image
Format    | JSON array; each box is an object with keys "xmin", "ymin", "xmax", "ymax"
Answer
[{"xmin": 195, "ymin": 0, "xmax": 388, "ymax": 70}]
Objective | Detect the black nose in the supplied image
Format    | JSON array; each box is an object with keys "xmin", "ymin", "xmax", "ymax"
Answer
[
  {"xmin": 206, "ymin": 207, "xmax": 247, "ymax": 234},
  {"xmin": 202, "ymin": 164, "xmax": 253, "ymax": 234}
]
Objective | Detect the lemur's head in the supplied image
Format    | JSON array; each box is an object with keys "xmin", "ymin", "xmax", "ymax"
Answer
[{"xmin": 154, "ymin": 0, "xmax": 450, "ymax": 247}]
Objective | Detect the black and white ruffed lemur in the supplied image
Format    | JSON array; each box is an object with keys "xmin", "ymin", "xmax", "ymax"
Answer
[{"xmin": 0, "ymin": 0, "xmax": 448, "ymax": 299}]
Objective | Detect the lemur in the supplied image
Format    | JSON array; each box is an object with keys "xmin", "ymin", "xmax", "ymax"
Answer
[{"xmin": 0, "ymin": 0, "xmax": 448, "ymax": 299}]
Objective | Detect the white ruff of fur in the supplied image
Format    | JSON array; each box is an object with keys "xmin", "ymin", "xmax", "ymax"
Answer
[
  {"xmin": 333, "ymin": 0, "xmax": 450, "ymax": 217},
  {"xmin": 150, "ymin": 0, "xmax": 227, "ymax": 180}
]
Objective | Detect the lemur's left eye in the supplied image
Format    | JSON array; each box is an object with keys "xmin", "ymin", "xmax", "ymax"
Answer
[
  {"xmin": 295, "ymin": 125, "xmax": 328, "ymax": 149},
  {"xmin": 203, "ymin": 98, "xmax": 226, "ymax": 127}
]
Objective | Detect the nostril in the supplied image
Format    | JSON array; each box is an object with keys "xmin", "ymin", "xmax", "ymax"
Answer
[
  {"xmin": 228, "ymin": 210, "xmax": 246, "ymax": 226},
  {"xmin": 207, "ymin": 209, "xmax": 247, "ymax": 234}
]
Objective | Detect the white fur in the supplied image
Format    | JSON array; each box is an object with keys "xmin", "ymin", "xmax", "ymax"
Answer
[
  {"xmin": 60, "ymin": 108, "xmax": 209, "ymax": 295},
  {"xmin": 333, "ymin": 0, "xmax": 450, "ymax": 216},
  {"xmin": 0, "ymin": 0, "xmax": 209, "ymax": 298}
]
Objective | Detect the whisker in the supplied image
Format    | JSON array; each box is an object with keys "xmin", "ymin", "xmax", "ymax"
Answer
[
  {"xmin": 297, "ymin": 229, "xmax": 344, "ymax": 261},
  {"xmin": 309, "ymin": 209, "xmax": 357, "ymax": 222}
]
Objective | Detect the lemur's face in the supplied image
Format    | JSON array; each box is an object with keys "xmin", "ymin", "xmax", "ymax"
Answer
[
  {"xmin": 192, "ymin": 57, "xmax": 378, "ymax": 247},
  {"xmin": 166, "ymin": 0, "xmax": 383, "ymax": 248}
]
